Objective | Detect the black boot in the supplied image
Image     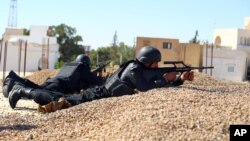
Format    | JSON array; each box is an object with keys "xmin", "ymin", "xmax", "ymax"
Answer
[
  {"xmin": 2, "ymin": 70, "xmax": 40, "ymax": 98},
  {"xmin": 2, "ymin": 77, "xmax": 16, "ymax": 98},
  {"xmin": 2, "ymin": 70, "xmax": 19, "ymax": 98},
  {"xmin": 8, "ymin": 83, "xmax": 33, "ymax": 109}
]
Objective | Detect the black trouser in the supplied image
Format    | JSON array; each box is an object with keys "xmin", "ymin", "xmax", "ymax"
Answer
[
  {"xmin": 40, "ymin": 79, "xmax": 65, "ymax": 92},
  {"xmin": 30, "ymin": 89, "xmax": 64, "ymax": 105},
  {"xmin": 77, "ymin": 86, "xmax": 134, "ymax": 104},
  {"xmin": 81, "ymin": 86, "xmax": 110, "ymax": 102},
  {"xmin": 31, "ymin": 86, "xmax": 109, "ymax": 106}
]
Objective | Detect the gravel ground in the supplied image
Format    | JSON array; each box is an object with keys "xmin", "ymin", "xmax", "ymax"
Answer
[{"xmin": 0, "ymin": 71, "xmax": 250, "ymax": 141}]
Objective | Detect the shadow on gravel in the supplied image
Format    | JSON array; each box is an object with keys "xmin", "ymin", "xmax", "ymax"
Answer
[{"xmin": 0, "ymin": 124, "xmax": 37, "ymax": 131}]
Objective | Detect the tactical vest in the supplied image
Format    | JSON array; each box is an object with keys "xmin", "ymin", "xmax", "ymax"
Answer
[
  {"xmin": 104, "ymin": 60, "xmax": 136, "ymax": 96},
  {"xmin": 54, "ymin": 62, "xmax": 82, "ymax": 92}
]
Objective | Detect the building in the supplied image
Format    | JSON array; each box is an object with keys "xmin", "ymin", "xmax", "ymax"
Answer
[
  {"xmin": 136, "ymin": 37, "xmax": 203, "ymax": 68},
  {"xmin": 205, "ymin": 17, "xmax": 250, "ymax": 82},
  {"xmin": 204, "ymin": 46, "xmax": 248, "ymax": 81},
  {"xmin": 0, "ymin": 25, "xmax": 59, "ymax": 73},
  {"xmin": 136, "ymin": 17, "xmax": 250, "ymax": 82}
]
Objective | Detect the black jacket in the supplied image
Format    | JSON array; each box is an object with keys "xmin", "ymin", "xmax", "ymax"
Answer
[{"xmin": 104, "ymin": 60, "xmax": 183, "ymax": 96}]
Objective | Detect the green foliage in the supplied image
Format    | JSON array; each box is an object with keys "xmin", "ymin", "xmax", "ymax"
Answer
[
  {"xmin": 112, "ymin": 30, "xmax": 118, "ymax": 48},
  {"xmin": 189, "ymin": 30, "xmax": 200, "ymax": 44},
  {"xmin": 50, "ymin": 24, "xmax": 84, "ymax": 63},
  {"xmin": 89, "ymin": 31, "xmax": 135, "ymax": 67},
  {"xmin": 89, "ymin": 42, "xmax": 135, "ymax": 67},
  {"xmin": 50, "ymin": 27, "xmax": 136, "ymax": 69},
  {"xmin": 23, "ymin": 28, "xmax": 30, "ymax": 35},
  {"xmin": 89, "ymin": 47, "xmax": 112, "ymax": 68},
  {"xmin": 54, "ymin": 60, "xmax": 65, "ymax": 69},
  {"xmin": 118, "ymin": 42, "xmax": 135, "ymax": 63}
]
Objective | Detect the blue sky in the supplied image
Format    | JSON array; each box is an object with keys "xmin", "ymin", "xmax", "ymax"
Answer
[{"xmin": 1, "ymin": 0, "xmax": 250, "ymax": 49}]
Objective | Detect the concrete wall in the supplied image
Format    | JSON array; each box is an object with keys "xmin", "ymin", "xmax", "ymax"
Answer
[
  {"xmin": 136, "ymin": 37, "xmax": 202, "ymax": 67},
  {"xmin": 237, "ymin": 29, "xmax": 250, "ymax": 53},
  {"xmin": 3, "ymin": 28, "xmax": 24, "ymax": 37},
  {"xmin": 179, "ymin": 43, "xmax": 202, "ymax": 67},
  {"xmin": 203, "ymin": 47, "xmax": 248, "ymax": 82},
  {"xmin": 29, "ymin": 25, "xmax": 49, "ymax": 44},
  {"xmin": 0, "ymin": 25, "xmax": 59, "ymax": 72},
  {"xmin": 213, "ymin": 20, "xmax": 250, "ymax": 80}
]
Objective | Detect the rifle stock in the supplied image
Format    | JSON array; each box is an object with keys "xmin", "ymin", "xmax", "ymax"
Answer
[{"xmin": 143, "ymin": 61, "xmax": 214, "ymax": 82}]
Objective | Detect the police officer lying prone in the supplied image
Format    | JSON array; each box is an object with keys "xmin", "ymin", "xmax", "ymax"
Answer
[
  {"xmin": 3, "ymin": 54, "xmax": 104, "ymax": 99},
  {"xmin": 8, "ymin": 46, "xmax": 194, "ymax": 110}
]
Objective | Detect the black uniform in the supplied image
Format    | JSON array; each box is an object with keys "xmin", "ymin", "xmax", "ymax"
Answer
[
  {"xmin": 9, "ymin": 60, "xmax": 183, "ymax": 108},
  {"xmin": 79, "ymin": 60, "xmax": 183, "ymax": 103},
  {"xmin": 7, "ymin": 61, "xmax": 105, "ymax": 108},
  {"xmin": 6, "ymin": 61, "xmax": 103, "ymax": 94},
  {"xmin": 40, "ymin": 62, "xmax": 103, "ymax": 93},
  {"xmin": 9, "ymin": 45, "xmax": 187, "ymax": 109}
]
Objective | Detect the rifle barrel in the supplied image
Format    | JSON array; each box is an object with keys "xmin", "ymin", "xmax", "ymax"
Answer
[
  {"xmin": 164, "ymin": 61, "xmax": 184, "ymax": 64},
  {"xmin": 190, "ymin": 66, "xmax": 214, "ymax": 69}
]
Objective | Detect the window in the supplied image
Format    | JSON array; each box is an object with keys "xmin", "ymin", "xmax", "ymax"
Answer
[
  {"xmin": 228, "ymin": 66, "xmax": 234, "ymax": 72},
  {"xmin": 240, "ymin": 37, "xmax": 243, "ymax": 45},
  {"xmin": 163, "ymin": 42, "xmax": 172, "ymax": 49},
  {"xmin": 244, "ymin": 37, "xmax": 247, "ymax": 46}
]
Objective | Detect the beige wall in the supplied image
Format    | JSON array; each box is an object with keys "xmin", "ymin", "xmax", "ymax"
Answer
[
  {"xmin": 244, "ymin": 17, "xmax": 250, "ymax": 30},
  {"xmin": 179, "ymin": 43, "xmax": 202, "ymax": 67},
  {"xmin": 3, "ymin": 28, "xmax": 24, "ymax": 41},
  {"xmin": 136, "ymin": 37, "xmax": 202, "ymax": 67}
]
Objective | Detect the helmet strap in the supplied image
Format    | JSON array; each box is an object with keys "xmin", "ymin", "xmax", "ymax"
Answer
[{"xmin": 148, "ymin": 63, "xmax": 153, "ymax": 68}]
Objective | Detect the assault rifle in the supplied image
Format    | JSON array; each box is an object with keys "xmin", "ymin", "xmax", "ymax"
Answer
[
  {"xmin": 143, "ymin": 61, "xmax": 214, "ymax": 82},
  {"xmin": 92, "ymin": 61, "xmax": 110, "ymax": 74}
]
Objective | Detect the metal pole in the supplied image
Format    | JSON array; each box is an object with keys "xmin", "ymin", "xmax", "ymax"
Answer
[
  {"xmin": 23, "ymin": 40, "xmax": 27, "ymax": 76},
  {"xmin": 205, "ymin": 43, "xmax": 208, "ymax": 74},
  {"xmin": 42, "ymin": 38, "xmax": 46, "ymax": 69},
  {"xmin": 18, "ymin": 39, "xmax": 22, "ymax": 75},
  {"xmin": 47, "ymin": 38, "xmax": 50, "ymax": 69},
  {"xmin": 210, "ymin": 43, "xmax": 214, "ymax": 76},
  {"xmin": 97, "ymin": 53, "xmax": 99, "ymax": 65},
  {"xmin": 120, "ymin": 53, "xmax": 122, "ymax": 65},
  {"xmin": 3, "ymin": 41, "xmax": 8, "ymax": 81},
  {"xmin": 0, "ymin": 40, "xmax": 3, "ymax": 66}
]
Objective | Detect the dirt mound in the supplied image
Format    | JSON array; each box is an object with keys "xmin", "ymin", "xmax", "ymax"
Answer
[
  {"xmin": 25, "ymin": 69, "xmax": 59, "ymax": 85},
  {"xmin": 0, "ymin": 71, "xmax": 250, "ymax": 141}
]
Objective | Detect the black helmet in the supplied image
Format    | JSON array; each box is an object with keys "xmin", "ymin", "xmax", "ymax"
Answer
[
  {"xmin": 75, "ymin": 54, "xmax": 90, "ymax": 66},
  {"xmin": 137, "ymin": 46, "xmax": 161, "ymax": 64}
]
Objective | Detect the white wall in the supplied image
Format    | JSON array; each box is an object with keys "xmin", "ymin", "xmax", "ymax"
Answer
[
  {"xmin": 203, "ymin": 47, "xmax": 248, "ymax": 82},
  {"xmin": 29, "ymin": 25, "xmax": 49, "ymax": 44},
  {"xmin": 212, "ymin": 23, "xmax": 250, "ymax": 81},
  {"xmin": 237, "ymin": 29, "xmax": 250, "ymax": 53},
  {"xmin": 213, "ymin": 29, "xmax": 238, "ymax": 49},
  {"xmin": 0, "ymin": 25, "xmax": 59, "ymax": 72}
]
